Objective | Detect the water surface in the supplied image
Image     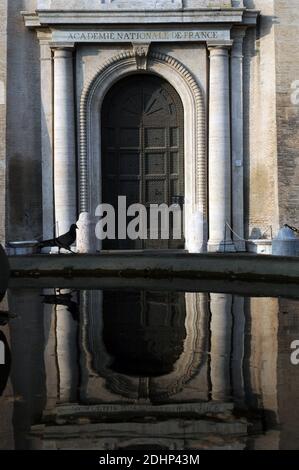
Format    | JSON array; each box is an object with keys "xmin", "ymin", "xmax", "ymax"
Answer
[{"xmin": 1, "ymin": 284, "xmax": 299, "ymax": 450}]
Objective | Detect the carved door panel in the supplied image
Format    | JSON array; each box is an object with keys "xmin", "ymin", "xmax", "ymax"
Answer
[{"xmin": 102, "ymin": 75, "xmax": 184, "ymax": 249}]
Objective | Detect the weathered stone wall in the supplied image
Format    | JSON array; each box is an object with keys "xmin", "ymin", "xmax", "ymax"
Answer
[
  {"xmin": 6, "ymin": 0, "xmax": 42, "ymax": 242},
  {"xmin": 274, "ymin": 0, "xmax": 299, "ymax": 229},
  {"xmin": 243, "ymin": 0, "xmax": 279, "ymax": 239},
  {"xmin": 0, "ymin": 0, "xmax": 7, "ymax": 245},
  {"xmin": 244, "ymin": 0, "xmax": 299, "ymax": 235}
]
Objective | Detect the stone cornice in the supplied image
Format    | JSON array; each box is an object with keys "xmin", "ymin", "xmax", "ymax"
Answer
[{"xmin": 22, "ymin": 8, "xmax": 258, "ymax": 28}]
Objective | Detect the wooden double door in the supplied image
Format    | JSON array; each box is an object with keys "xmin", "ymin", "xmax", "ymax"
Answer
[{"xmin": 102, "ymin": 74, "xmax": 184, "ymax": 249}]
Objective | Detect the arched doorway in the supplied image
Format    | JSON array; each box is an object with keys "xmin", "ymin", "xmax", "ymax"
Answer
[{"xmin": 101, "ymin": 74, "xmax": 185, "ymax": 249}]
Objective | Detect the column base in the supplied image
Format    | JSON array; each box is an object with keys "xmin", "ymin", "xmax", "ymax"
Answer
[
  {"xmin": 208, "ymin": 240, "xmax": 237, "ymax": 253},
  {"xmin": 233, "ymin": 240, "xmax": 246, "ymax": 252}
]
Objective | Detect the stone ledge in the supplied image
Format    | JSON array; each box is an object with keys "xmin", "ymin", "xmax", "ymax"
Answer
[
  {"xmin": 22, "ymin": 9, "xmax": 249, "ymax": 28},
  {"xmin": 8, "ymin": 252, "xmax": 299, "ymax": 284}
]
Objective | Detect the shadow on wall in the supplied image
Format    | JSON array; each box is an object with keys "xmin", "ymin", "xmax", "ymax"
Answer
[{"xmin": 6, "ymin": 0, "xmax": 42, "ymax": 241}]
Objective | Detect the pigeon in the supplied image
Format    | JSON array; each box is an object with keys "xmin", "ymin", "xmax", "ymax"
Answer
[
  {"xmin": 284, "ymin": 223, "xmax": 299, "ymax": 233},
  {"xmin": 37, "ymin": 224, "xmax": 78, "ymax": 253}
]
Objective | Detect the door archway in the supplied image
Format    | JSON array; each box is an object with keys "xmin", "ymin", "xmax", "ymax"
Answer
[{"xmin": 101, "ymin": 74, "xmax": 185, "ymax": 249}]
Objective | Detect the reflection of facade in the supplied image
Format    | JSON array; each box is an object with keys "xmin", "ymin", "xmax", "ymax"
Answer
[
  {"xmin": 2, "ymin": 288, "xmax": 299, "ymax": 449},
  {"xmin": 1, "ymin": 1, "xmax": 299, "ymax": 251},
  {"xmin": 37, "ymin": 290, "xmax": 249, "ymax": 450}
]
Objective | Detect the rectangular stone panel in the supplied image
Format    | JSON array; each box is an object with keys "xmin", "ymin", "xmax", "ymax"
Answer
[
  {"xmin": 145, "ymin": 179, "xmax": 166, "ymax": 204},
  {"xmin": 145, "ymin": 152, "xmax": 166, "ymax": 175},
  {"xmin": 52, "ymin": 29, "xmax": 230, "ymax": 43},
  {"xmin": 145, "ymin": 128, "xmax": 166, "ymax": 148}
]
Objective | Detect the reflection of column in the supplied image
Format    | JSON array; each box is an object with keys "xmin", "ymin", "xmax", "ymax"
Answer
[
  {"xmin": 80, "ymin": 290, "xmax": 112, "ymax": 403},
  {"xmin": 53, "ymin": 48, "xmax": 77, "ymax": 236},
  {"xmin": 208, "ymin": 46, "xmax": 235, "ymax": 252},
  {"xmin": 231, "ymin": 30, "xmax": 246, "ymax": 251},
  {"xmin": 43, "ymin": 290, "xmax": 58, "ymax": 410},
  {"xmin": 56, "ymin": 291, "xmax": 78, "ymax": 402},
  {"xmin": 231, "ymin": 296, "xmax": 245, "ymax": 404},
  {"xmin": 210, "ymin": 293, "xmax": 232, "ymax": 401}
]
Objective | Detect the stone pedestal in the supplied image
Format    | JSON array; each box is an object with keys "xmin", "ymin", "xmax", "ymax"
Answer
[
  {"xmin": 208, "ymin": 47, "xmax": 235, "ymax": 252},
  {"xmin": 76, "ymin": 212, "xmax": 97, "ymax": 254},
  {"xmin": 53, "ymin": 48, "xmax": 77, "ymax": 237}
]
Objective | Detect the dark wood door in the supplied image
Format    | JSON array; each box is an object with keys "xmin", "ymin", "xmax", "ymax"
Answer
[{"xmin": 102, "ymin": 74, "xmax": 184, "ymax": 249}]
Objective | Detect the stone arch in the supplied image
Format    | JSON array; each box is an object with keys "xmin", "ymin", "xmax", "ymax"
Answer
[{"xmin": 79, "ymin": 50, "xmax": 207, "ymax": 252}]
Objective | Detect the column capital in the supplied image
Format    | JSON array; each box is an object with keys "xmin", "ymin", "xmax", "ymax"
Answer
[
  {"xmin": 231, "ymin": 27, "xmax": 247, "ymax": 40},
  {"xmin": 51, "ymin": 44, "xmax": 75, "ymax": 53},
  {"xmin": 208, "ymin": 46, "xmax": 231, "ymax": 59},
  {"xmin": 207, "ymin": 41, "xmax": 233, "ymax": 52}
]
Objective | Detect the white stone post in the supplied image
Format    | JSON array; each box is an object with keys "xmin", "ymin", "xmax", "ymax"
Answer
[
  {"xmin": 53, "ymin": 47, "xmax": 77, "ymax": 237},
  {"xmin": 208, "ymin": 46, "xmax": 235, "ymax": 252},
  {"xmin": 231, "ymin": 30, "xmax": 246, "ymax": 251},
  {"xmin": 210, "ymin": 293, "xmax": 232, "ymax": 401},
  {"xmin": 76, "ymin": 212, "xmax": 97, "ymax": 254}
]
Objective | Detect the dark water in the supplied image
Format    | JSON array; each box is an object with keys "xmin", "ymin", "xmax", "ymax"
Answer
[{"xmin": 1, "ymin": 285, "xmax": 299, "ymax": 450}]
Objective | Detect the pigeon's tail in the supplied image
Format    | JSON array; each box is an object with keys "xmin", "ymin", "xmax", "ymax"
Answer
[{"xmin": 36, "ymin": 238, "xmax": 56, "ymax": 248}]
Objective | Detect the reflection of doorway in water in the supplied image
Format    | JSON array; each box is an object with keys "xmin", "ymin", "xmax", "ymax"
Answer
[{"xmin": 103, "ymin": 291, "xmax": 186, "ymax": 377}]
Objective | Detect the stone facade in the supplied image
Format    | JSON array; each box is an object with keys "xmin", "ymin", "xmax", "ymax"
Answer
[{"xmin": 0, "ymin": 0, "xmax": 298, "ymax": 250}]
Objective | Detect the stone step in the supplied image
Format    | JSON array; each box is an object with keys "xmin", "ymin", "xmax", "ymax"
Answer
[
  {"xmin": 32, "ymin": 418, "xmax": 248, "ymax": 440},
  {"xmin": 46, "ymin": 401, "xmax": 234, "ymax": 421}
]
